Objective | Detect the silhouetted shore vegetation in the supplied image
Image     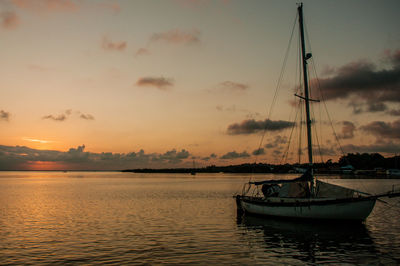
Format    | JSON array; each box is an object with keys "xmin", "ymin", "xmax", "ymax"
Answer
[{"xmin": 122, "ymin": 153, "xmax": 400, "ymax": 175}]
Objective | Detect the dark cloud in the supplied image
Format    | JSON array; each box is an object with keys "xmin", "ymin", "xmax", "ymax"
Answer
[
  {"xmin": 367, "ymin": 102, "xmax": 388, "ymax": 112},
  {"xmin": 338, "ymin": 121, "xmax": 356, "ymax": 139},
  {"xmin": 136, "ymin": 77, "xmax": 174, "ymax": 90},
  {"xmin": 315, "ymin": 146, "xmax": 337, "ymax": 156},
  {"xmin": 220, "ymin": 151, "xmax": 250, "ymax": 159},
  {"xmin": 200, "ymin": 153, "xmax": 217, "ymax": 161},
  {"xmin": 316, "ymin": 50, "xmax": 400, "ymax": 112},
  {"xmin": 217, "ymin": 81, "xmax": 249, "ymax": 92},
  {"xmin": 272, "ymin": 149, "xmax": 282, "ymax": 156},
  {"xmin": 150, "ymin": 29, "xmax": 201, "ymax": 45},
  {"xmin": 387, "ymin": 109, "xmax": 400, "ymax": 116},
  {"xmin": 0, "ymin": 110, "xmax": 10, "ymax": 121},
  {"xmin": 252, "ymin": 148, "xmax": 265, "ymax": 156},
  {"xmin": 360, "ymin": 119, "xmax": 400, "ymax": 139},
  {"xmin": 102, "ymin": 36, "xmax": 127, "ymax": 51},
  {"xmin": 0, "ymin": 145, "xmax": 194, "ymax": 170},
  {"xmin": 1, "ymin": 11, "xmax": 19, "ymax": 29},
  {"xmin": 342, "ymin": 140, "xmax": 400, "ymax": 154},
  {"xmin": 264, "ymin": 135, "xmax": 287, "ymax": 149},
  {"xmin": 227, "ymin": 119, "xmax": 294, "ymax": 135},
  {"xmin": 152, "ymin": 149, "xmax": 190, "ymax": 163}
]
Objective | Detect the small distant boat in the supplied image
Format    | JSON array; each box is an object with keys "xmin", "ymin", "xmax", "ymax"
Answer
[{"xmin": 235, "ymin": 3, "xmax": 400, "ymax": 221}]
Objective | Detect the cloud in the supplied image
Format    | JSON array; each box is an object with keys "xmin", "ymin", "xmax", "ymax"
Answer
[
  {"xmin": 150, "ymin": 29, "xmax": 201, "ymax": 45},
  {"xmin": 252, "ymin": 148, "xmax": 265, "ymax": 156},
  {"xmin": 102, "ymin": 36, "xmax": 127, "ymax": 51},
  {"xmin": 338, "ymin": 121, "xmax": 356, "ymax": 139},
  {"xmin": 316, "ymin": 50, "xmax": 400, "ymax": 112},
  {"xmin": 220, "ymin": 150, "xmax": 250, "ymax": 159},
  {"xmin": 201, "ymin": 153, "xmax": 217, "ymax": 161},
  {"xmin": 42, "ymin": 109, "xmax": 95, "ymax": 122},
  {"xmin": 79, "ymin": 113, "xmax": 95, "ymax": 120},
  {"xmin": 367, "ymin": 102, "xmax": 388, "ymax": 112},
  {"xmin": 0, "ymin": 110, "xmax": 10, "ymax": 121},
  {"xmin": 136, "ymin": 77, "xmax": 174, "ymax": 90},
  {"xmin": 315, "ymin": 146, "xmax": 337, "ymax": 156},
  {"xmin": 0, "ymin": 145, "xmax": 195, "ymax": 170},
  {"xmin": 135, "ymin": 48, "xmax": 151, "ymax": 57},
  {"xmin": 42, "ymin": 113, "xmax": 67, "ymax": 121},
  {"xmin": 264, "ymin": 135, "xmax": 287, "ymax": 149},
  {"xmin": 342, "ymin": 140, "xmax": 400, "ymax": 154},
  {"xmin": 387, "ymin": 109, "xmax": 400, "ymax": 116},
  {"xmin": 0, "ymin": 11, "xmax": 19, "ymax": 29},
  {"xmin": 152, "ymin": 149, "xmax": 190, "ymax": 163},
  {"xmin": 227, "ymin": 119, "xmax": 294, "ymax": 135},
  {"xmin": 216, "ymin": 81, "xmax": 249, "ymax": 93},
  {"xmin": 360, "ymin": 119, "xmax": 400, "ymax": 140}
]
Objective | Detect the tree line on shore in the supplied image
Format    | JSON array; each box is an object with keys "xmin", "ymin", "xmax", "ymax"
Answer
[{"xmin": 122, "ymin": 153, "xmax": 400, "ymax": 173}]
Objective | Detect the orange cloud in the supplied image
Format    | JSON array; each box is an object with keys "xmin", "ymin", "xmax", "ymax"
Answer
[
  {"xmin": 0, "ymin": 11, "xmax": 20, "ymax": 29},
  {"xmin": 102, "ymin": 36, "xmax": 127, "ymax": 51}
]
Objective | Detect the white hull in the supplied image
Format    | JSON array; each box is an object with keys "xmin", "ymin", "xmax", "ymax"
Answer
[{"xmin": 238, "ymin": 196, "xmax": 376, "ymax": 221}]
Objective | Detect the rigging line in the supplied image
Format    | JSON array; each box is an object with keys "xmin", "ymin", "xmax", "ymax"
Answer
[
  {"xmin": 304, "ymin": 21, "xmax": 346, "ymax": 160},
  {"xmin": 373, "ymin": 199, "xmax": 400, "ymax": 219},
  {"xmin": 318, "ymin": 80, "xmax": 323, "ymax": 162},
  {"xmin": 281, "ymin": 99, "xmax": 301, "ymax": 164},
  {"xmin": 310, "ymin": 58, "xmax": 346, "ymax": 159},
  {"xmin": 307, "ymin": 74, "xmax": 324, "ymax": 164},
  {"xmin": 311, "ymin": 106, "xmax": 324, "ymax": 164},
  {"xmin": 250, "ymin": 12, "xmax": 298, "ymax": 177}
]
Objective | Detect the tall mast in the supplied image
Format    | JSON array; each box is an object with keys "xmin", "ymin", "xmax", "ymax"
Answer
[{"xmin": 298, "ymin": 3, "xmax": 313, "ymax": 168}]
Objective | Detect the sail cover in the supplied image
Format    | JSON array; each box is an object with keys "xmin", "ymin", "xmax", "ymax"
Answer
[
  {"xmin": 315, "ymin": 180, "xmax": 355, "ymax": 198},
  {"xmin": 250, "ymin": 168, "xmax": 313, "ymax": 185}
]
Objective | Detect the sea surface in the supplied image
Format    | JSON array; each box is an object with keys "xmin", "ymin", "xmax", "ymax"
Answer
[{"xmin": 1, "ymin": 172, "xmax": 400, "ymax": 265}]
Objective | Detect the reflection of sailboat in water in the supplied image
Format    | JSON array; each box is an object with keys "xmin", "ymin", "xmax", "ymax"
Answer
[
  {"xmin": 235, "ymin": 3, "xmax": 400, "ymax": 221},
  {"xmin": 236, "ymin": 215, "xmax": 378, "ymax": 264}
]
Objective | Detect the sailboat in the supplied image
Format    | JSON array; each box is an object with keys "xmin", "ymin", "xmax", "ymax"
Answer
[{"xmin": 235, "ymin": 3, "xmax": 400, "ymax": 221}]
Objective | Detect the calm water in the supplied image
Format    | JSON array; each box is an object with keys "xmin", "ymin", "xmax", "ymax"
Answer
[{"xmin": 1, "ymin": 172, "xmax": 400, "ymax": 265}]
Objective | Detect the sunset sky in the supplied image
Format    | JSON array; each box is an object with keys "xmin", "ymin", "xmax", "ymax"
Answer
[{"xmin": 0, "ymin": 0, "xmax": 399, "ymax": 170}]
